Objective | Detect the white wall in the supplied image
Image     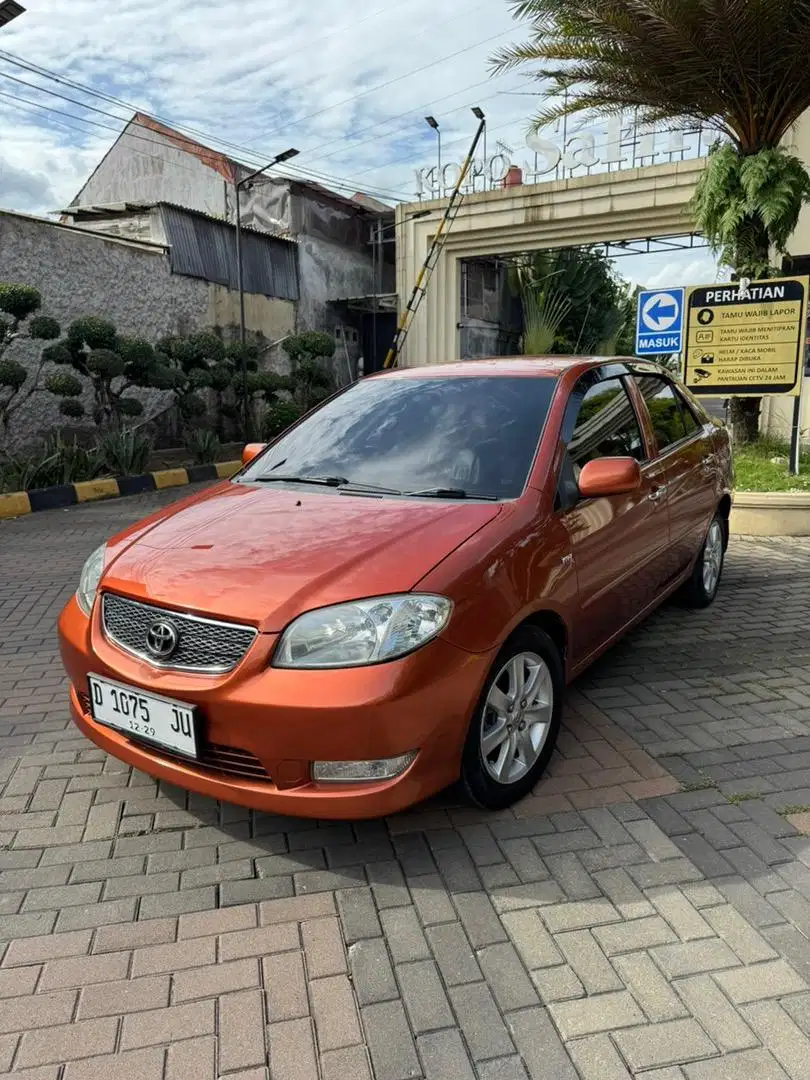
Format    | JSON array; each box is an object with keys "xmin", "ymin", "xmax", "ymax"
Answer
[
  {"xmin": 758, "ymin": 114, "xmax": 810, "ymax": 445},
  {"xmin": 74, "ymin": 126, "xmax": 230, "ymax": 219}
]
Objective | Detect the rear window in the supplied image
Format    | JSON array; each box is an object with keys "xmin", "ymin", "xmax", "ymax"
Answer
[
  {"xmin": 240, "ymin": 374, "xmax": 557, "ymax": 499},
  {"xmin": 633, "ymin": 375, "xmax": 703, "ymax": 451}
]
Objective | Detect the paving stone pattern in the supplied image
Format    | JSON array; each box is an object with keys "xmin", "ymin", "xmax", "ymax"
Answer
[{"xmin": 2, "ymin": 492, "xmax": 810, "ymax": 1078}]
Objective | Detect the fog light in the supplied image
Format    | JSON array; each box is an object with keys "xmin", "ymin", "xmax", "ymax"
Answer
[{"xmin": 312, "ymin": 752, "xmax": 417, "ymax": 783}]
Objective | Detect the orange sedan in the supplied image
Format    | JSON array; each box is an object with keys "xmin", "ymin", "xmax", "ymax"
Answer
[{"xmin": 57, "ymin": 358, "xmax": 732, "ymax": 819}]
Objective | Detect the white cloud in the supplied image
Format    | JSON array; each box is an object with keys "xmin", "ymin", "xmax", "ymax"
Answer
[
  {"xmin": 0, "ymin": 0, "xmax": 712, "ymax": 227},
  {"xmin": 0, "ymin": 0, "xmax": 524, "ymax": 211},
  {"xmin": 623, "ymin": 252, "xmax": 719, "ymax": 292}
]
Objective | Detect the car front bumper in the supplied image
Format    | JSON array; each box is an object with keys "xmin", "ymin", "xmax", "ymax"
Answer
[{"xmin": 58, "ymin": 594, "xmax": 494, "ymax": 819}]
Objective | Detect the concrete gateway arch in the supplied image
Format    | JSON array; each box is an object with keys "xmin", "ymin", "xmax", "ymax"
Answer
[{"xmin": 393, "ymin": 157, "xmax": 707, "ymax": 368}]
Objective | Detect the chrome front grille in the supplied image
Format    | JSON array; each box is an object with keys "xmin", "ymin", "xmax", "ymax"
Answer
[{"xmin": 101, "ymin": 592, "xmax": 257, "ymax": 674}]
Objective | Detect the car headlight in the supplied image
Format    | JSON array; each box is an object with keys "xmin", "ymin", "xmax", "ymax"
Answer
[
  {"xmin": 273, "ymin": 594, "xmax": 453, "ymax": 669},
  {"xmin": 76, "ymin": 544, "xmax": 106, "ymax": 616}
]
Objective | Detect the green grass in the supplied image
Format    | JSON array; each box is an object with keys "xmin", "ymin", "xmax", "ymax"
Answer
[{"xmin": 733, "ymin": 436, "xmax": 810, "ymax": 493}]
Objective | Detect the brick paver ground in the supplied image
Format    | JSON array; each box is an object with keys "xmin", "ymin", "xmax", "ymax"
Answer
[{"xmin": 2, "ymin": 488, "xmax": 810, "ymax": 1079}]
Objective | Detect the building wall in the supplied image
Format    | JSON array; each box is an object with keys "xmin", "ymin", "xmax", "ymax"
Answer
[
  {"xmin": 205, "ymin": 285, "xmax": 295, "ymax": 344},
  {"xmin": 0, "ymin": 211, "xmax": 294, "ymax": 449},
  {"xmin": 296, "ymin": 235, "xmax": 374, "ymax": 332},
  {"xmin": 70, "ymin": 135, "xmax": 378, "ymax": 360},
  {"xmin": 74, "ymin": 126, "xmax": 230, "ymax": 220},
  {"xmin": 67, "ymin": 208, "xmax": 159, "ymax": 244},
  {"xmin": 763, "ymin": 116, "xmax": 810, "ymax": 444},
  {"xmin": 395, "ymin": 158, "xmax": 705, "ymax": 367}
]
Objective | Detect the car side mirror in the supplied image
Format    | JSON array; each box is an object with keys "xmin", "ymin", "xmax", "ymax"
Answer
[
  {"xmin": 241, "ymin": 443, "xmax": 267, "ymax": 466},
  {"xmin": 578, "ymin": 457, "xmax": 641, "ymax": 499}
]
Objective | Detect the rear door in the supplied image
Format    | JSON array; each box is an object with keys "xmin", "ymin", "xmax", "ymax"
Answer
[
  {"xmin": 631, "ymin": 374, "xmax": 719, "ymax": 574},
  {"xmin": 556, "ymin": 373, "xmax": 671, "ymax": 666}
]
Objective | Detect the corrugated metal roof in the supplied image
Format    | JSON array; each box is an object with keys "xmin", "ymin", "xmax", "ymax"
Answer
[{"xmin": 160, "ymin": 204, "xmax": 298, "ymax": 301}]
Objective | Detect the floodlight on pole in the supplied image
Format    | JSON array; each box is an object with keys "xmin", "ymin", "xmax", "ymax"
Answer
[
  {"xmin": 471, "ymin": 107, "xmax": 487, "ymax": 185},
  {"xmin": 424, "ymin": 116, "xmax": 441, "ymax": 197},
  {"xmin": 234, "ymin": 147, "xmax": 299, "ymax": 439},
  {"xmin": 0, "ymin": 1, "xmax": 25, "ymax": 26}
]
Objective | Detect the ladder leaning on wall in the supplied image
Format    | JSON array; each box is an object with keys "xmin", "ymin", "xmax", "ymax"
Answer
[{"xmin": 383, "ymin": 115, "xmax": 487, "ymax": 370}]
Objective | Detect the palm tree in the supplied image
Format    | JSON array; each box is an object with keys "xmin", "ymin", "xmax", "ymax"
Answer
[
  {"xmin": 491, "ymin": 0, "xmax": 810, "ymax": 442},
  {"xmin": 510, "ymin": 246, "xmax": 635, "ymax": 356}
]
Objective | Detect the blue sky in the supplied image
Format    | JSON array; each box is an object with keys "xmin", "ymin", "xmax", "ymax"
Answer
[{"xmin": 0, "ymin": 0, "xmax": 717, "ymax": 290}]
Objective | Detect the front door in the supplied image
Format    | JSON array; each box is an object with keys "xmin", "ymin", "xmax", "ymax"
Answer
[{"xmin": 557, "ymin": 375, "xmax": 671, "ymax": 667}]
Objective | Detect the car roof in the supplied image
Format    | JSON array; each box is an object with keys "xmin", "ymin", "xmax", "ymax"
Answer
[{"xmin": 373, "ymin": 357, "xmax": 666, "ymax": 379}]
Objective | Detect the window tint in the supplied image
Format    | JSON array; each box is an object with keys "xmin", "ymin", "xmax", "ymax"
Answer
[
  {"xmin": 568, "ymin": 378, "xmax": 645, "ymax": 468},
  {"xmin": 634, "ymin": 376, "xmax": 702, "ymax": 451},
  {"xmin": 239, "ymin": 375, "xmax": 557, "ymax": 500}
]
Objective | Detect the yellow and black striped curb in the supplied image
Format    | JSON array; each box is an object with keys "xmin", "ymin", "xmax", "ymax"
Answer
[{"xmin": 0, "ymin": 461, "xmax": 241, "ymax": 521}]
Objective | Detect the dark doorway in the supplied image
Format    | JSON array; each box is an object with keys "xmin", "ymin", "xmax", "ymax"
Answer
[{"xmin": 362, "ymin": 311, "xmax": 397, "ymax": 374}]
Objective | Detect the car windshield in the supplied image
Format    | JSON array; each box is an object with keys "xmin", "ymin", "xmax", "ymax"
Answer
[{"xmin": 239, "ymin": 374, "xmax": 557, "ymax": 500}]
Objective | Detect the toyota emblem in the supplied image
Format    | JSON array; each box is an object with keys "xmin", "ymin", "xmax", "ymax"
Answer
[{"xmin": 145, "ymin": 619, "xmax": 179, "ymax": 660}]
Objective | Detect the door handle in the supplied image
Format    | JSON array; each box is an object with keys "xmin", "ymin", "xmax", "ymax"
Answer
[{"xmin": 648, "ymin": 488, "xmax": 663, "ymax": 502}]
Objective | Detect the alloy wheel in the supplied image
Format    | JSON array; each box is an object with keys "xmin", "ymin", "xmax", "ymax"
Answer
[
  {"xmin": 480, "ymin": 651, "xmax": 554, "ymax": 785},
  {"xmin": 702, "ymin": 519, "xmax": 724, "ymax": 596}
]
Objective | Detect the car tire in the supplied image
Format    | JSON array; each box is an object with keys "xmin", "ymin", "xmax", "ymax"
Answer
[
  {"xmin": 459, "ymin": 626, "xmax": 563, "ymax": 811},
  {"xmin": 682, "ymin": 512, "xmax": 726, "ymax": 609}
]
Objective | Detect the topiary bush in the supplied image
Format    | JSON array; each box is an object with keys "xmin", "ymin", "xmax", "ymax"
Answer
[
  {"xmin": 282, "ymin": 332, "xmax": 336, "ymax": 412},
  {"xmin": 0, "ymin": 282, "xmax": 62, "ymax": 449},
  {"xmin": 42, "ymin": 318, "xmax": 159, "ymax": 430}
]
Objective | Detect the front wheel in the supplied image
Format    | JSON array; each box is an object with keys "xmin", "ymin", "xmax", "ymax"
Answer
[
  {"xmin": 683, "ymin": 513, "xmax": 726, "ymax": 608},
  {"xmin": 460, "ymin": 626, "xmax": 563, "ymax": 811}
]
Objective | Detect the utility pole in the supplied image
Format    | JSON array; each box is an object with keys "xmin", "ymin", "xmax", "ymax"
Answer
[{"xmin": 234, "ymin": 147, "xmax": 299, "ymax": 439}]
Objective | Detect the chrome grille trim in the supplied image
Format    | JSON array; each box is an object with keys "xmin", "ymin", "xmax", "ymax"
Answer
[{"xmin": 101, "ymin": 592, "xmax": 257, "ymax": 674}]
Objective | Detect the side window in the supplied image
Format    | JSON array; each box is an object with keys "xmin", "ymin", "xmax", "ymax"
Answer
[
  {"xmin": 633, "ymin": 376, "xmax": 700, "ymax": 452},
  {"xmin": 568, "ymin": 378, "xmax": 645, "ymax": 469},
  {"xmin": 677, "ymin": 393, "xmax": 701, "ymax": 438}
]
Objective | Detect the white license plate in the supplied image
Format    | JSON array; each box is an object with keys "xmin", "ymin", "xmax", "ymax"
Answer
[{"xmin": 87, "ymin": 675, "xmax": 198, "ymax": 759}]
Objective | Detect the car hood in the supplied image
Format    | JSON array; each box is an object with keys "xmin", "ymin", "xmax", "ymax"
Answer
[{"xmin": 101, "ymin": 481, "xmax": 502, "ymax": 631}]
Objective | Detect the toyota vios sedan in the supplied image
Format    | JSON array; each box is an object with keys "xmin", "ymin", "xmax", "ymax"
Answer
[{"xmin": 58, "ymin": 358, "xmax": 732, "ymax": 819}]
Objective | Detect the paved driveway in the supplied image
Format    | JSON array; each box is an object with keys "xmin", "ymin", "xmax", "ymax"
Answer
[{"xmin": 2, "ymin": 489, "xmax": 810, "ymax": 1080}]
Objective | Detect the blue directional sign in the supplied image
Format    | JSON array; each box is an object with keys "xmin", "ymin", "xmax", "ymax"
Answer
[{"xmin": 635, "ymin": 287, "xmax": 685, "ymax": 356}]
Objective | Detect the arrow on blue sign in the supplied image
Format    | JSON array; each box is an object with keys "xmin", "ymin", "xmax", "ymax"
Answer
[
  {"xmin": 646, "ymin": 297, "xmax": 678, "ymax": 325},
  {"xmin": 635, "ymin": 287, "xmax": 685, "ymax": 356}
]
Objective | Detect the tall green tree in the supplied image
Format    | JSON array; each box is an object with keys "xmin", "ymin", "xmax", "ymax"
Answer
[
  {"xmin": 491, "ymin": 0, "xmax": 810, "ymax": 442},
  {"xmin": 509, "ymin": 247, "xmax": 635, "ymax": 356}
]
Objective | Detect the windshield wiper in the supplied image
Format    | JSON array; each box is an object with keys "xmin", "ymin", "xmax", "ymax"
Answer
[
  {"xmin": 406, "ymin": 487, "xmax": 500, "ymax": 501},
  {"xmin": 251, "ymin": 475, "xmax": 349, "ymax": 487},
  {"xmin": 339, "ymin": 482, "xmax": 404, "ymax": 496}
]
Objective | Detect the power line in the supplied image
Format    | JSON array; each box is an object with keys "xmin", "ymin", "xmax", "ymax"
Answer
[
  {"xmin": 0, "ymin": 25, "xmax": 517, "ymax": 203},
  {"xmin": 0, "ymin": 90, "xmax": 412, "ymax": 203},
  {"xmin": 305, "ymin": 75, "xmax": 513, "ymax": 167},
  {"xmin": 256, "ymin": 27, "xmax": 515, "ymax": 145},
  {"xmin": 0, "ymin": 0, "xmax": 422, "ymax": 158},
  {"xmin": 0, "ymin": 52, "xmax": 412, "ymax": 199},
  {"xmin": 0, "ymin": 52, "xmax": 511, "ymax": 203},
  {"xmin": 0, "ymin": 77, "xmax": 414, "ymax": 202},
  {"xmin": 0, "ymin": 23, "xmax": 505, "ymax": 181},
  {"xmin": 254, "ymin": 0, "xmax": 493, "ymax": 135},
  {"xmin": 0, "ymin": 53, "xmax": 445, "ymax": 201}
]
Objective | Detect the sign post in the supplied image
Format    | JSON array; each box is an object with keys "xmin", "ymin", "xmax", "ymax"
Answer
[
  {"xmin": 682, "ymin": 276, "xmax": 809, "ymax": 399},
  {"xmin": 789, "ymin": 390, "xmax": 803, "ymax": 476},
  {"xmin": 635, "ymin": 288, "xmax": 685, "ymax": 357}
]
